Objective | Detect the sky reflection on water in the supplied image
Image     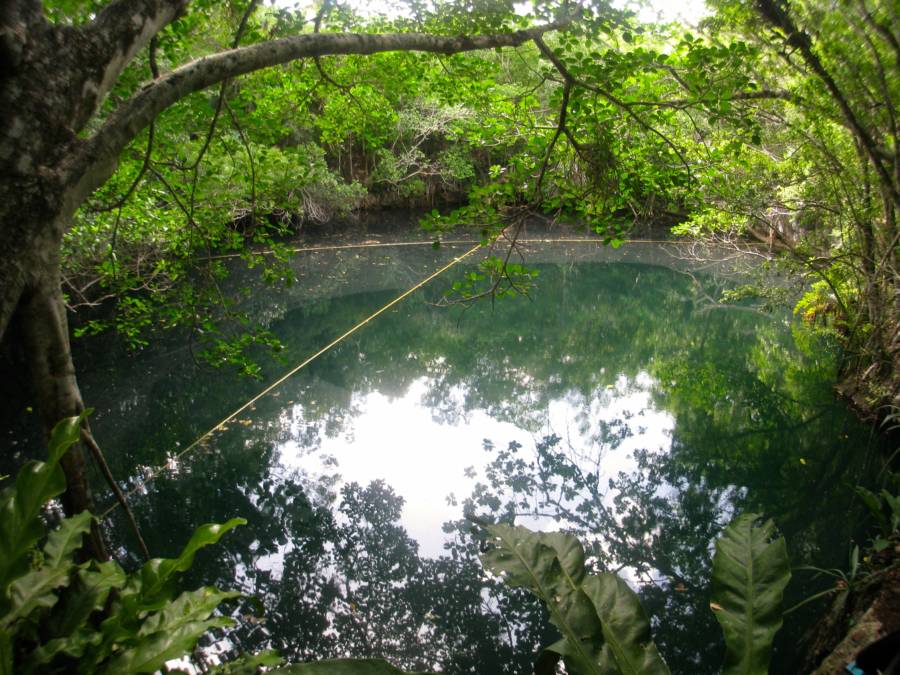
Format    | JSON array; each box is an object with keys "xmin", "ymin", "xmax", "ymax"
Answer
[{"xmin": 29, "ymin": 241, "xmax": 883, "ymax": 673}]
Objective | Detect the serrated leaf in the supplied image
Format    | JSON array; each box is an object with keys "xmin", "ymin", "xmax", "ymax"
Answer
[
  {"xmin": 711, "ymin": 513, "xmax": 790, "ymax": 675},
  {"xmin": 582, "ymin": 573, "xmax": 670, "ymax": 675}
]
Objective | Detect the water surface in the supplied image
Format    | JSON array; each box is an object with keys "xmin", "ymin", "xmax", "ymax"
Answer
[{"xmin": 63, "ymin": 241, "xmax": 883, "ymax": 672}]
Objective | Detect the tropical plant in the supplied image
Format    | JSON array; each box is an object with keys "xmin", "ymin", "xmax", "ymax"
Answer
[
  {"xmin": 478, "ymin": 512, "xmax": 791, "ymax": 674},
  {"xmin": 789, "ymin": 544, "xmax": 865, "ymax": 617},
  {"xmin": 710, "ymin": 513, "xmax": 792, "ymax": 675},
  {"xmin": 0, "ymin": 415, "xmax": 429, "ymax": 674},
  {"xmin": 855, "ymin": 486, "xmax": 900, "ymax": 553}
]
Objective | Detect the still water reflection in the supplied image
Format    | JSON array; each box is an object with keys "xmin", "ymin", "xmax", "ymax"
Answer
[{"xmin": 70, "ymin": 242, "xmax": 879, "ymax": 673}]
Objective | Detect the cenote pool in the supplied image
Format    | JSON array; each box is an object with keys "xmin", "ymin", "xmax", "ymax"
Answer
[{"xmin": 46, "ymin": 240, "xmax": 888, "ymax": 672}]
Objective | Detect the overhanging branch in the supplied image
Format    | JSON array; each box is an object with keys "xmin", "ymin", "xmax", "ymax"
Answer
[{"xmin": 64, "ymin": 22, "xmax": 569, "ymax": 215}]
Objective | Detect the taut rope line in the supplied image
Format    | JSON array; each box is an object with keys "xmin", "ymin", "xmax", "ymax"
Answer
[
  {"xmin": 101, "ymin": 242, "xmax": 483, "ymax": 519},
  {"xmin": 204, "ymin": 237, "xmax": 690, "ymax": 260}
]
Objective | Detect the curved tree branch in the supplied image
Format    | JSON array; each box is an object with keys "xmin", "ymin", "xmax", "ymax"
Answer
[
  {"xmin": 71, "ymin": 0, "xmax": 187, "ymax": 130},
  {"xmin": 62, "ymin": 23, "xmax": 570, "ymax": 218},
  {"xmin": 532, "ymin": 34, "xmax": 694, "ymax": 182}
]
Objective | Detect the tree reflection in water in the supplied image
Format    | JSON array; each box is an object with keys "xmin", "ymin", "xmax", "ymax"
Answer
[{"xmin": 76, "ymin": 252, "xmax": 882, "ymax": 673}]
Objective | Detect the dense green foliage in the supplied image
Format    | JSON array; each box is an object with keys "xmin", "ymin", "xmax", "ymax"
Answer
[
  {"xmin": 710, "ymin": 515, "xmax": 791, "ymax": 675},
  {"xmin": 0, "ymin": 415, "xmax": 246, "ymax": 674},
  {"xmin": 54, "ymin": 0, "xmax": 897, "ymax": 413}
]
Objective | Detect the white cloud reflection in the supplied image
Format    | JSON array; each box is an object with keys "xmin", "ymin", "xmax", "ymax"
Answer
[{"xmin": 276, "ymin": 372, "xmax": 674, "ymax": 558}]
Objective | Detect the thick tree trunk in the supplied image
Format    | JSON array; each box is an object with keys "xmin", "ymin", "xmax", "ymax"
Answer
[{"xmin": 12, "ymin": 225, "xmax": 109, "ymax": 560}]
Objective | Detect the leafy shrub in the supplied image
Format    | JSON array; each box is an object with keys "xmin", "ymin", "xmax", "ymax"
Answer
[
  {"xmin": 0, "ymin": 413, "xmax": 247, "ymax": 674},
  {"xmin": 0, "ymin": 416, "xmax": 426, "ymax": 675}
]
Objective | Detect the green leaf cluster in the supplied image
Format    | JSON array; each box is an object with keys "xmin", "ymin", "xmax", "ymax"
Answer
[
  {"xmin": 1, "ymin": 416, "xmax": 433, "ymax": 674},
  {"xmin": 480, "ymin": 513, "xmax": 790, "ymax": 674},
  {"xmin": 1, "ymin": 416, "xmax": 247, "ymax": 674}
]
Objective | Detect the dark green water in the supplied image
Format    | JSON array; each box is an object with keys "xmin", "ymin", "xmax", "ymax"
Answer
[{"xmin": 42, "ymin": 242, "xmax": 888, "ymax": 671}]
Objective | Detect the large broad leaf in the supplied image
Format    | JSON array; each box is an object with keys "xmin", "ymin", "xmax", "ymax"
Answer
[
  {"xmin": 137, "ymin": 586, "xmax": 241, "ymax": 636},
  {"xmin": 28, "ymin": 560, "xmax": 128, "ymax": 672},
  {"xmin": 50, "ymin": 560, "xmax": 128, "ymax": 639},
  {"xmin": 44, "ymin": 511, "xmax": 94, "ymax": 568},
  {"xmin": 1, "ymin": 511, "xmax": 94, "ymax": 629},
  {"xmin": 583, "ymin": 573, "xmax": 670, "ymax": 675},
  {"xmin": 132, "ymin": 518, "xmax": 247, "ymax": 608},
  {"xmin": 480, "ymin": 524, "xmax": 603, "ymax": 674},
  {"xmin": 274, "ymin": 659, "xmax": 434, "ymax": 674},
  {"xmin": 100, "ymin": 616, "xmax": 233, "ymax": 674},
  {"xmin": 26, "ymin": 628, "xmax": 104, "ymax": 672},
  {"xmin": 3, "ymin": 566, "xmax": 73, "ymax": 630},
  {"xmin": 99, "ymin": 518, "xmax": 247, "ymax": 661},
  {"xmin": 480, "ymin": 524, "xmax": 671, "ymax": 675},
  {"xmin": 711, "ymin": 513, "xmax": 791, "ymax": 675},
  {"xmin": 0, "ymin": 415, "xmax": 84, "ymax": 593}
]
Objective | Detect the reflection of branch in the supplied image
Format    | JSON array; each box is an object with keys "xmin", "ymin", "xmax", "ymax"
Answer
[
  {"xmin": 530, "ymin": 442, "xmax": 632, "ymax": 568},
  {"xmin": 717, "ymin": 408, "xmax": 830, "ymax": 442}
]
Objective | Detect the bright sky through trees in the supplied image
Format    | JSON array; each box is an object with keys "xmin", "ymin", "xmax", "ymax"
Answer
[{"xmin": 275, "ymin": 0, "xmax": 710, "ymax": 25}]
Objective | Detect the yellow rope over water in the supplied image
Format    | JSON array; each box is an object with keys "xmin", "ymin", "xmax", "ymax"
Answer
[
  {"xmin": 101, "ymin": 242, "xmax": 484, "ymax": 519},
  {"xmin": 206, "ymin": 237, "xmax": 687, "ymax": 260}
]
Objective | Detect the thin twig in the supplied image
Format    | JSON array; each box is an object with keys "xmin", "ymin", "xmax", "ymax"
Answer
[{"xmin": 80, "ymin": 426, "xmax": 151, "ymax": 561}]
